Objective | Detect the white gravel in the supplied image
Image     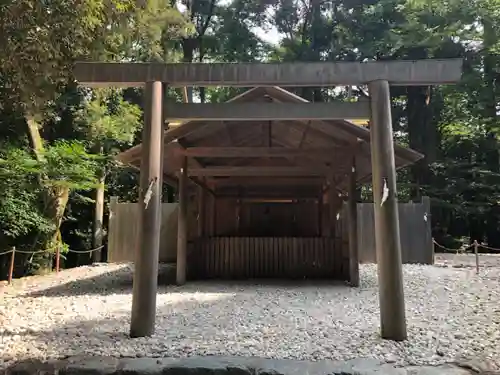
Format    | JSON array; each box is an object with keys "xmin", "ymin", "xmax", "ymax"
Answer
[{"xmin": 1, "ymin": 258, "xmax": 500, "ymax": 370}]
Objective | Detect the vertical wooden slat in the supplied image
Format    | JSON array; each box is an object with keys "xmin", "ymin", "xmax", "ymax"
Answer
[
  {"xmin": 247, "ymin": 237, "xmax": 252, "ymax": 279},
  {"xmin": 220, "ymin": 237, "xmax": 225, "ymax": 278},
  {"xmin": 215, "ymin": 237, "xmax": 221, "ymax": 278},
  {"xmin": 240, "ymin": 237, "xmax": 246, "ymax": 279},
  {"xmin": 235, "ymin": 237, "xmax": 241, "ymax": 278},
  {"xmin": 337, "ymin": 236, "xmax": 342, "ymax": 279},
  {"xmin": 272, "ymin": 237, "xmax": 278, "ymax": 276},
  {"xmin": 268, "ymin": 237, "xmax": 274, "ymax": 278},
  {"xmin": 256, "ymin": 237, "xmax": 262, "ymax": 277},
  {"xmin": 268, "ymin": 237, "xmax": 272, "ymax": 278},
  {"xmin": 227, "ymin": 237, "xmax": 233, "ymax": 277},
  {"xmin": 280, "ymin": 237, "xmax": 285, "ymax": 277},
  {"xmin": 208, "ymin": 238, "xmax": 213, "ymax": 278},
  {"xmin": 291, "ymin": 237, "xmax": 297, "ymax": 278},
  {"xmin": 206, "ymin": 238, "xmax": 211, "ymax": 278},
  {"xmin": 299, "ymin": 238, "xmax": 306, "ymax": 278},
  {"xmin": 213, "ymin": 237, "xmax": 218, "ymax": 278},
  {"xmin": 284, "ymin": 237, "xmax": 288, "ymax": 277},
  {"xmin": 249, "ymin": 237, "xmax": 254, "ymax": 279},
  {"xmin": 263, "ymin": 237, "xmax": 268, "ymax": 277},
  {"xmin": 313, "ymin": 237, "xmax": 319, "ymax": 276},
  {"xmin": 203, "ymin": 239, "xmax": 208, "ymax": 278},
  {"xmin": 240, "ymin": 236, "xmax": 245, "ymax": 278},
  {"xmin": 202, "ymin": 239, "xmax": 207, "ymax": 278},
  {"xmin": 251, "ymin": 236, "xmax": 256, "ymax": 278},
  {"xmin": 215, "ymin": 237, "xmax": 220, "ymax": 277},
  {"xmin": 296, "ymin": 238, "xmax": 301, "ymax": 278},
  {"xmin": 316, "ymin": 237, "xmax": 322, "ymax": 277},
  {"xmin": 323, "ymin": 237, "xmax": 329, "ymax": 277},
  {"xmin": 263, "ymin": 237, "xmax": 268, "ymax": 278},
  {"xmin": 260, "ymin": 237, "xmax": 266, "ymax": 278},
  {"xmin": 243, "ymin": 236, "xmax": 248, "ymax": 279},
  {"xmin": 211, "ymin": 238, "xmax": 217, "ymax": 278},
  {"xmin": 197, "ymin": 240, "xmax": 202, "ymax": 279},
  {"xmin": 286, "ymin": 237, "xmax": 291, "ymax": 278},
  {"xmin": 308, "ymin": 238, "xmax": 314, "ymax": 276},
  {"xmin": 281, "ymin": 237, "xmax": 286, "ymax": 278},
  {"xmin": 301, "ymin": 238, "xmax": 307, "ymax": 277},
  {"xmin": 328, "ymin": 237, "xmax": 334, "ymax": 276},
  {"xmin": 274, "ymin": 237, "xmax": 283, "ymax": 277},
  {"xmin": 226, "ymin": 237, "xmax": 232, "ymax": 278}
]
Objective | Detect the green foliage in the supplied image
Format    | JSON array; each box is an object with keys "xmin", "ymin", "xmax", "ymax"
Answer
[
  {"xmin": 0, "ymin": 147, "xmax": 52, "ymax": 240},
  {"xmin": 42, "ymin": 141, "xmax": 101, "ymax": 191},
  {"xmin": 76, "ymin": 88, "xmax": 143, "ymax": 148}
]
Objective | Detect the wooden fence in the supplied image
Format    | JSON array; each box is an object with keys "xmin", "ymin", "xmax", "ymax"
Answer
[
  {"xmin": 107, "ymin": 196, "xmax": 433, "ymax": 269},
  {"xmin": 356, "ymin": 196, "xmax": 433, "ymax": 264},
  {"xmin": 188, "ymin": 237, "xmax": 348, "ymax": 280}
]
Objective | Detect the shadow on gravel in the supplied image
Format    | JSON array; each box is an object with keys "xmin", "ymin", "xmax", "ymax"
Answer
[
  {"xmin": 1, "ymin": 296, "xmax": 235, "ymax": 363},
  {"xmin": 22, "ymin": 263, "xmax": 351, "ymax": 298},
  {"xmin": 22, "ymin": 264, "xmax": 174, "ymax": 298}
]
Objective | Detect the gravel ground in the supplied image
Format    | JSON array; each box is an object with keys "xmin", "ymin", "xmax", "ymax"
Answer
[{"xmin": 1, "ymin": 257, "xmax": 500, "ymax": 370}]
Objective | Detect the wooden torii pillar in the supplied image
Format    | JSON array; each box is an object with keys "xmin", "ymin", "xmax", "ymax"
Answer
[
  {"xmin": 176, "ymin": 156, "xmax": 188, "ymax": 285},
  {"xmin": 368, "ymin": 80, "xmax": 407, "ymax": 340},
  {"xmin": 130, "ymin": 81, "xmax": 163, "ymax": 337}
]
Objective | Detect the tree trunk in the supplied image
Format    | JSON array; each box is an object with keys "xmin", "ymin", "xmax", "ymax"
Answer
[
  {"xmin": 407, "ymin": 86, "xmax": 434, "ymax": 199},
  {"xmin": 26, "ymin": 117, "xmax": 70, "ymax": 274}
]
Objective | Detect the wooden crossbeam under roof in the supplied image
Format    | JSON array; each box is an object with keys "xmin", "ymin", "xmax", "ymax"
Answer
[
  {"xmin": 179, "ymin": 146, "xmax": 350, "ymax": 158},
  {"xmin": 163, "ymin": 102, "xmax": 371, "ymax": 121},
  {"xmin": 74, "ymin": 59, "xmax": 463, "ymax": 87}
]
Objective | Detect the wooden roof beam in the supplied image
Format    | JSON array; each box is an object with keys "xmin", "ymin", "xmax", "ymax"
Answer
[
  {"xmin": 74, "ymin": 59, "xmax": 463, "ymax": 87},
  {"xmin": 188, "ymin": 166, "xmax": 330, "ymax": 177},
  {"xmin": 163, "ymin": 102, "xmax": 370, "ymax": 121},
  {"xmin": 180, "ymin": 146, "xmax": 352, "ymax": 158}
]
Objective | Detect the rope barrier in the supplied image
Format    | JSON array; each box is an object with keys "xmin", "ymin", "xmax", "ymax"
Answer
[
  {"xmin": 432, "ymin": 239, "xmax": 472, "ymax": 253},
  {"xmin": 0, "ymin": 245, "xmax": 104, "ymax": 256},
  {"xmin": 432, "ymin": 238, "xmax": 500, "ymax": 275},
  {"xmin": 433, "ymin": 238, "xmax": 500, "ymax": 253},
  {"xmin": 474, "ymin": 242, "xmax": 500, "ymax": 252},
  {"xmin": 1, "ymin": 244, "xmax": 105, "ymax": 285}
]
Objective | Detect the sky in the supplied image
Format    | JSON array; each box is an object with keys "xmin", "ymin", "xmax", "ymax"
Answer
[
  {"xmin": 176, "ymin": 0, "xmax": 282, "ymax": 45},
  {"xmin": 253, "ymin": 25, "xmax": 281, "ymax": 45}
]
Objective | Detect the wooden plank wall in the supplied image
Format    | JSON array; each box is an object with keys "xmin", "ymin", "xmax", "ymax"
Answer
[
  {"xmin": 189, "ymin": 237, "xmax": 348, "ymax": 280},
  {"xmin": 108, "ymin": 198, "xmax": 198, "ymax": 263},
  {"xmin": 356, "ymin": 196, "xmax": 433, "ymax": 264},
  {"xmin": 214, "ymin": 199, "xmax": 320, "ymax": 237}
]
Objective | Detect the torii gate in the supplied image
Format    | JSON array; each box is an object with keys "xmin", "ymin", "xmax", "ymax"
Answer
[{"xmin": 74, "ymin": 59, "xmax": 463, "ymax": 341}]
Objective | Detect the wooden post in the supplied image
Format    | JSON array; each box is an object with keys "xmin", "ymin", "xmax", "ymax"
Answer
[
  {"xmin": 236, "ymin": 199, "xmax": 241, "ymax": 236},
  {"xmin": 130, "ymin": 81, "xmax": 163, "ymax": 338},
  {"xmin": 92, "ymin": 165, "xmax": 105, "ymax": 263},
  {"xmin": 55, "ymin": 245, "xmax": 60, "ymax": 273},
  {"xmin": 213, "ymin": 195, "xmax": 217, "ymax": 236},
  {"xmin": 328, "ymin": 179, "xmax": 336, "ymax": 237},
  {"xmin": 348, "ymin": 158, "xmax": 360, "ymax": 287},
  {"xmin": 368, "ymin": 80, "xmax": 407, "ymax": 341},
  {"xmin": 432, "ymin": 237, "xmax": 436, "ymax": 265},
  {"xmin": 176, "ymin": 156, "xmax": 188, "ymax": 285},
  {"xmin": 8, "ymin": 247, "xmax": 15, "ymax": 285},
  {"xmin": 197, "ymin": 185, "xmax": 205, "ymax": 238},
  {"xmin": 474, "ymin": 240, "xmax": 479, "ymax": 274},
  {"xmin": 318, "ymin": 191, "xmax": 323, "ymax": 236}
]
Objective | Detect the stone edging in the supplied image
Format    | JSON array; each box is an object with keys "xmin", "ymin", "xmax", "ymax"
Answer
[{"xmin": 3, "ymin": 355, "xmax": 492, "ymax": 375}]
